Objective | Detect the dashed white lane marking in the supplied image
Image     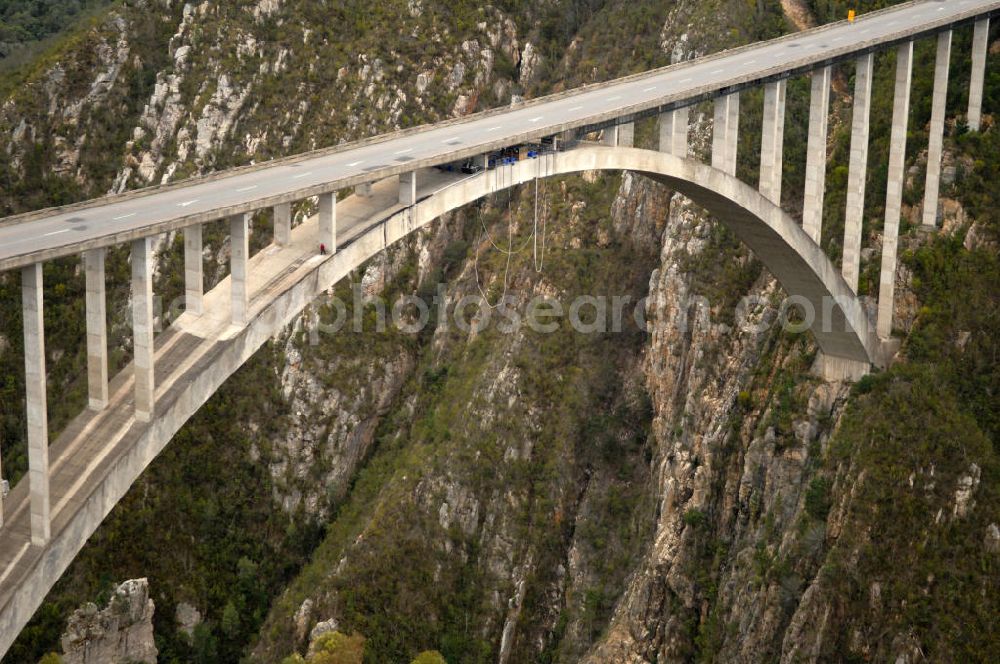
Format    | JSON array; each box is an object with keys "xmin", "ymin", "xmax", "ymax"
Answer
[
  {"xmin": 568, "ymin": 106, "xmax": 583, "ymax": 112},
  {"xmin": 643, "ymin": 86, "xmax": 657, "ymax": 92},
  {"xmin": 291, "ymin": 171, "xmax": 313, "ymax": 179},
  {"xmin": 487, "ymin": 126, "xmax": 502, "ymax": 132},
  {"xmin": 348, "ymin": 160, "xmax": 363, "ymax": 167},
  {"xmin": 394, "ymin": 148, "xmax": 413, "ymax": 155},
  {"xmin": 236, "ymin": 185, "xmax": 258, "ymax": 192},
  {"xmin": 528, "ymin": 116, "xmax": 543, "ymax": 122},
  {"xmin": 113, "ymin": 212, "xmax": 136, "ymax": 220},
  {"xmin": 177, "ymin": 199, "xmax": 199, "ymax": 207},
  {"xmin": 43, "ymin": 229, "xmax": 70, "ymax": 237}
]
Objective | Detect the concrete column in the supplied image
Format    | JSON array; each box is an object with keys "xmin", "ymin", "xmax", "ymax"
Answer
[
  {"xmin": 803, "ymin": 66, "xmax": 831, "ymax": 243},
  {"xmin": 184, "ymin": 224, "xmax": 203, "ymax": 316},
  {"xmin": 84, "ymin": 248, "xmax": 109, "ymax": 411},
  {"xmin": 843, "ymin": 53, "xmax": 874, "ymax": 292},
  {"xmin": 726, "ymin": 92, "xmax": 740, "ymax": 176},
  {"xmin": 601, "ymin": 125, "xmax": 619, "ymax": 146},
  {"xmin": 713, "ymin": 93, "xmax": 739, "ymax": 175},
  {"xmin": 474, "ymin": 154, "xmax": 489, "ymax": 170},
  {"xmin": 878, "ymin": 42, "xmax": 914, "ymax": 340},
  {"xmin": 923, "ymin": 30, "xmax": 952, "ymax": 229},
  {"xmin": 618, "ymin": 122, "xmax": 634, "ymax": 148},
  {"xmin": 230, "ymin": 213, "xmax": 249, "ymax": 327},
  {"xmin": 22, "ymin": 263, "xmax": 50, "ymax": 545},
  {"xmin": 274, "ymin": 202, "xmax": 291, "ymax": 246},
  {"xmin": 968, "ymin": 18, "xmax": 990, "ymax": 132},
  {"xmin": 760, "ymin": 79, "xmax": 787, "ymax": 204},
  {"xmin": 399, "ymin": 172, "xmax": 417, "ymax": 206},
  {"xmin": 318, "ymin": 191, "xmax": 336, "ymax": 252},
  {"xmin": 131, "ymin": 238, "xmax": 154, "ymax": 423},
  {"xmin": 658, "ymin": 107, "xmax": 689, "ymax": 157}
]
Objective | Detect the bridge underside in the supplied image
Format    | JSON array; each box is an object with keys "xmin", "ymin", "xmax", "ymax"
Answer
[{"xmin": 0, "ymin": 145, "xmax": 887, "ymax": 653}]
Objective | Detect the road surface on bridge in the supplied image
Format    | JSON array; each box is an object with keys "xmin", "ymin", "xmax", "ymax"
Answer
[{"xmin": 0, "ymin": 0, "xmax": 995, "ymax": 273}]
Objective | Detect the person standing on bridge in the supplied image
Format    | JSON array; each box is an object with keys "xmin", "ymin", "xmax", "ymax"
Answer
[{"xmin": 320, "ymin": 243, "xmax": 327, "ymax": 255}]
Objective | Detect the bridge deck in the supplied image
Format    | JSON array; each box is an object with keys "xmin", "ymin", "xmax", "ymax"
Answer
[{"xmin": 0, "ymin": 0, "xmax": 995, "ymax": 272}]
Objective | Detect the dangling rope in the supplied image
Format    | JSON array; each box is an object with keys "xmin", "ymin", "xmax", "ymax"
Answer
[{"xmin": 473, "ymin": 151, "xmax": 550, "ymax": 308}]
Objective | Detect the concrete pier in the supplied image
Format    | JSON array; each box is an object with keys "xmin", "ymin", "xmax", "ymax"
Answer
[
  {"xmin": 803, "ymin": 66, "xmax": 831, "ymax": 243},
  {"xmin": 274, "ymin": 203, "xmax": 291, "ymax": 246},
  {"xmin": 131, "ymin": 238, "xmax": 154, "ymax": 423},
  {"xmin": 84, "ymin": 248, "xmax": 108, "ymax": 410},
  {"xmin": 969, "ymin": 19, "xmax": 990, "ymax": 132},
  {"xmin": 318, "ymin": 192, "xmax": 337, "ymax": 252},
  {"xmin": 601, "ymin": 125, "xmax": 619, "ymax": 146},
  {"xmin": 923, "ymin": 30, "xmax": 952, "ymax": 229},
  {"xmin": 843, "ymin": 53, "xmax": 874, "ymax": 292},
  {"xmin": 760, "ymin": 79, "xmax": 787, "ymax": 204},
  {"xmin": 878, "ymin": 42, "xmax": 914, "ymax": 340},
  {"xmin": 184, "ymin": 224, "xmax": 203, "ymax": 316},
  {"xmin": 230, "ymin": 213, "xmax": 249, "ymax": 326},
  {"xmin": 399, "ymin": 172, "xmax": 417, "ymax": 206},
  {"xmin": 713, "ymin": 92, "xmax": 740, "ymax": 176},
  {"xmin": 21, "ymin": 263, "xmax": 50, "ymax": 545},
  {"xmin": 618, "ymin": 122, "xmax": 634, "ymax": 148},
  {"xmin": 659, "ymin": 107, "xmax": 689, "ymax": 157}
]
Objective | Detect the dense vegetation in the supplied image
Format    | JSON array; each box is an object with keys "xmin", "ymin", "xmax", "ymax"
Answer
[{"xmin": 0, "ymin": 0, "xmax": 111, "ymax": 69}]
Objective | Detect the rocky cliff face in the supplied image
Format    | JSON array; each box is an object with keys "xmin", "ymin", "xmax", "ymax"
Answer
[{"xmin": 60, "ymin": 578, "xmax": 157, "ymax": 664}]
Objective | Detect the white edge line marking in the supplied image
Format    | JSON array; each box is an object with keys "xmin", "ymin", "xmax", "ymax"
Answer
[{"xmin": 113, "ymin": 212, "xmax": 136, "ymax": 220}]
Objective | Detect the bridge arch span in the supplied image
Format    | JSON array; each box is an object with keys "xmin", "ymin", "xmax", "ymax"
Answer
[{"xmin": 386, "ymin": 146, "xmax": 886, "ymax": 372}]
